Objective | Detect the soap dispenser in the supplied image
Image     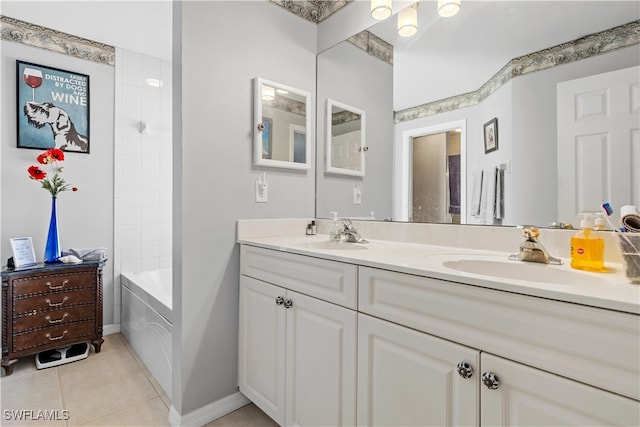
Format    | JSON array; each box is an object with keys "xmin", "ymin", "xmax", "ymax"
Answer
[
  {"xmin": 329, "ymin": 212, "xmax": 343, "ymax": 242},
  {"xmin": 570, "ymin": 213, "xmax": 605, "ymax": 272}
]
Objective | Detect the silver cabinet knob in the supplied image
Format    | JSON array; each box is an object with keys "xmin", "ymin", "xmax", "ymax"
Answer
[
  {"xmin": 257, "ymin": 123, "xmax": 265, "ymax": 131},
  {"xmin": 284, "ymin": 299, "xmax": 293, "ymax": 309},
  {"xmin": 456, "ymin": 361, "xmax": 473, "ymax": 379},
  {"xmin": 482, "ymin": 372, "xmax": 500, "ymax": 390},
  {"xmin": 275, "ymin": 296, "xmax": 284, "ymax": 305}
]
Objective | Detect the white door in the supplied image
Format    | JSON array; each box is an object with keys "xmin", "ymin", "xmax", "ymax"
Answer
[
  {"xmin": 238, "ymin": 276, "xmax": 285, "ymax": 425},
  {"xmin": 557, "ymin": 66, "xmax": 640, "ymax": 224},
  {"xmin": 481, "ymin": 353, "xmax": 640, "ymax": 426},
  {"xmin": 357, "ymin": 313, "xmax": 479, "ymax": 427},
  {"xmin": 285, "ymin": 290, "xmax": 357, "ymax": 427}
]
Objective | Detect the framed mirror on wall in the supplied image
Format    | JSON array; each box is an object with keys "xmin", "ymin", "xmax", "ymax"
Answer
[
  {"xmin": 253, "ymin": 77, "xmax": 311, "ymax": 170},
  {"xmin": 326, "ymin": 99, "xmax": 366, "ymax": 177}
]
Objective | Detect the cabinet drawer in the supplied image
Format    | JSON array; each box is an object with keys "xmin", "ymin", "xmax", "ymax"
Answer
[
  {"xmin": 13, "ymin": 321, "xmax": 95, "ymax": 353},
  {"xmin": 13, "ymin": 305, "xmax": 95, "ymax": 333},
  {"xmin": 241, "ymin": 245, "xmax": 357, "ymax": 309},
  {"xmin": 13, "ymin": 288, "xmax": 95, "ymax": 315},
  {"xmin": 359, "ymin": 266, "xmax": 640, "ymax": 401},
  {"xmin": 12, "ymin": 270, "xmax": 96, "ymax": 296}
]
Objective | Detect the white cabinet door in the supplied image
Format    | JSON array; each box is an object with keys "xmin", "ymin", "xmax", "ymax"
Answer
[
  {"xmin": 238, "ymin": 276, "xmax": 286, "ymax": 425},
  {"xmin": 285, "ymin": 290, "xmax": 357, "ymax": 426},
  {"xmin": 357, "ymin": 313, "xmax": 479, "ymax": 427},
  {"xmin": 481, "ymin": 353, "xmax": 640, "ymax": 427}
]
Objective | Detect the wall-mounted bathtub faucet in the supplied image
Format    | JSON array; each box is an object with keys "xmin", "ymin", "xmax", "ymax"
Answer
[
  {"xmin": 509, "ymin": 225, "xmax": 562, "ymax": 265},
  {"xmin": 341, "ymin": 219, "xmax": 368, "ymax": 243}
]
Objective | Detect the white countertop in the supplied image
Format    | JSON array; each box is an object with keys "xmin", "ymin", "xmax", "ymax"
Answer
[{"xmin": 238, "ymin": 234, "xmax": 640, "ymax": 315}]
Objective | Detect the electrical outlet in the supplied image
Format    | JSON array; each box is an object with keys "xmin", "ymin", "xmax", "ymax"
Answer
[
  {"xmin": 353, "ymin": 185, "xmax": 362, "ymax": 205},
  {"xmin": 256, "ymin": 180, "xmax": 268, "ymax": 203}
]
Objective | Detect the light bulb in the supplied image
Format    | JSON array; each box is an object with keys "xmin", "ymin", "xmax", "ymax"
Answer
[
  {"xmin": 398, "ymin": 5, "xmax": 418, "ymax": 37},
  {"xmin": 371, "ymin": 0, "xmax": 392, "ymax": 21},
  {"xmin": 438, "ymin": 0, "xmax": 460, "ymax": 17}
]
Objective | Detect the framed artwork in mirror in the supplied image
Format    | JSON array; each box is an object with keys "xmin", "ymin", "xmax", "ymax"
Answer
[
  {"xmin": 483, "ymin": 117, "xmax": 498, "ymax": 154},
  {"xmin": 325, "ymin": 98, "xmax": 366, "ymax": 177},
  {"xmin": 253, "ymin": 77, "xmax": 311, "ymax": 170}
]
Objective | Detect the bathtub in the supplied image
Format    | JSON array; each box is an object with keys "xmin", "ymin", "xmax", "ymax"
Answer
[{"xmin": 121, "ymin": 268, "xmax": 172, "ymax": 399}]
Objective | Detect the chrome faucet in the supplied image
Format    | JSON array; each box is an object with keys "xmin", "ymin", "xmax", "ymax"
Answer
[
  {"xmin": 509, "ymin": 225, "xmax": 562, "ymax": 265},
  {"xmin": 341, "ymin": 219, "xmax": 368, "ymax": 243}
]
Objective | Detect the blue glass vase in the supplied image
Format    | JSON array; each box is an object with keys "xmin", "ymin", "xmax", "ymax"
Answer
[{"xmin": 44, "ymin": 197, "xmax": 62, "ymax": 263}]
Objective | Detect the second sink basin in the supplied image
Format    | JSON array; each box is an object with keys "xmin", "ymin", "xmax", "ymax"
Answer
[{"xmin": 442, "ymin": 259, "xmax": 610, "ymax": 286}]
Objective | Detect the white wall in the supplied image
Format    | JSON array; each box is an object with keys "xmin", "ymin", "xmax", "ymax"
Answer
[
  {"xmin": 0, "ymin": 40, "xmax": 115, "ymax": 324},
  {"xmin": 174, "ymin": 0, "xmax": 316, "ymax": 419},
  {"xmin": 316, "ymin": 41, "xmax": 393, "ymax": 220}
]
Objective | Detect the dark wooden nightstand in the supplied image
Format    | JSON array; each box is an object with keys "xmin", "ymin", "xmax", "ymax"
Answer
[{"xmin": 2, "ymin": 261, "xmax": 104, "ymax": 375}]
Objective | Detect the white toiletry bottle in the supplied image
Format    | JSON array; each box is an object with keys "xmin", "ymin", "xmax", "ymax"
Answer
[{"xmin": 329, "ymin": 212, "xmax": 342, "ymax": 242}]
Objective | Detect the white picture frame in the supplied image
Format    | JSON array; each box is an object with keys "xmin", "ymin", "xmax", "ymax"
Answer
[{"xmin": 10, "ymin": 237, "xmax": 37, "ymax": 268}]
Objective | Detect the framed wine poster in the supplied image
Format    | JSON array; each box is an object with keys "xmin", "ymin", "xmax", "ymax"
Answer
[{"xmin": 16, "ymin": 60, "xmax": 90, "ymax": 153}]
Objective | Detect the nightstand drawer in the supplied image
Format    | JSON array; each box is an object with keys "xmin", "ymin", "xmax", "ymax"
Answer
[
  {"xmin": 13, "ymin": 305, "xmax": 95, "ymax": 333},
  {"xmin": 13, "ymin": 288, "xmax": 95, "ymax": 314},
  {"xmin": 13, "ymin": 321, "xmax": 95, "ymax": 353},
  {"xmin": 12, "ymin": 270, "xmax": 96, "ymax": 296}
]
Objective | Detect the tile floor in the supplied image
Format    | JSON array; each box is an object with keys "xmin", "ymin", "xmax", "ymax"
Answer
[{"xmin": 1, "ymin": 333, "xmax": 277, "ymax": 427}]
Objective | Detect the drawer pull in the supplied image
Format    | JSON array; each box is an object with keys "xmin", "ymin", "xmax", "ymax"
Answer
[
  {"xmin": 45, "ymin": 330, "xmax": 68, "ymax": 341},
  {"xmin": 45, "ymin": 296, "xmax": 69, "ymax": 307},
  {"xmin": 456, "ymin": 361, "xmax": 474, "ymax": 379},
  {"xmin": 482, "ymin": 372, "xmax": 500, "ymax": 390},
  {"xmin": 45, "ymin": 313, "xmax": 69, "ymax": 324},
  {"xmin": 47, "ymin": 279, "xmax": 69, "ymax": 290}
]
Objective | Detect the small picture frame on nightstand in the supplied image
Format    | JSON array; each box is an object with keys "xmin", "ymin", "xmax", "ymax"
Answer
[{"xmin": 9, "ymin": 237, "xmax": 37, "ymax": 268}]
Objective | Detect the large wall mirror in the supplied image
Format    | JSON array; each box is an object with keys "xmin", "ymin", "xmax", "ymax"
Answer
[
  {"xmin": 254, "ymin": 77, "xmax": 311, "ymax": 170},
  {"xmin": 326, "ymin": 99, "xmax": 366, "ymax": 177},
  {"xmin": 316, "ymin": 1, "xmax": 640, "ymax": 227}
]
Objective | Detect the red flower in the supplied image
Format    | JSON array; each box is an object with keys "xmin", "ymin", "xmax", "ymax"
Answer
[
  {"xmin": 72, "ymin": 187, "xmax": 78, "ymax": 192},
  {"xmin": 37, "ymin": 153, "xmax": 49, "ymax": 164},
  {"xmin": 49, "ymin": 149, "xmax": 65, "ymax": 161},
  {"xmin": 28, "ymin": 165, "xmax": 47, "ymax": 180}
]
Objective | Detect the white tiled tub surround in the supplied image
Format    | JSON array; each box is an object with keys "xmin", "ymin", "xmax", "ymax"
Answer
[
  {"xmin": 114, "ymin": 48, "xmax": 173, "ymax": 323},
  {"xmin": 237, "ymin": 219, "xmax": 638, "ymax": 314}
]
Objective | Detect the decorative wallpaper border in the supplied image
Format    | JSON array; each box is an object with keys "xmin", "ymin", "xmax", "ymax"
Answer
[
  {"xmin": 395, "ymin": 20, "xmax": 640, "ymax": 123},
  {"xmin": 0, "ymin": 16, "xmax": 115, "ymax": 66},
  {"xmin": 348, "ymin": 30, "xmax": 394, "ymax": 65},
  {"xmin": 271, "ymin": 0, "xmax": 354, "ymax": 24}
]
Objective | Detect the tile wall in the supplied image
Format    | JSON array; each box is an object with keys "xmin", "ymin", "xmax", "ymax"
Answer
[{"xmin": 114, "ymin": 47, "xmax": 172, "ymax": 322}]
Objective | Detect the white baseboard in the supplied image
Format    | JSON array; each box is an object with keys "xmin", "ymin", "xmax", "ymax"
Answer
[
  {"xmin": 168, "ymin": 392, "xmax": 250, "ymax": 427},
  {"xmin": 103, "ymin": 323, "xmax": 121, "ymax": 335}
]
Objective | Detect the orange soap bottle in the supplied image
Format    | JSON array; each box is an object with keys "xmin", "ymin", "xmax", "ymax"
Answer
[{"xmin": 570, "ymin": 214, "xmax": 605, "ymax": 272}]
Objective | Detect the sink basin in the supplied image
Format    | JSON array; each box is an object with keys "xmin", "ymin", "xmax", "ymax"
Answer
[
  {"xmin": 294, "ymin": 241, "xmax": 368, "ymax": 251},
  {"xmin": 442, "ymin": 259, "xmax": 609, "ymax": 286}
]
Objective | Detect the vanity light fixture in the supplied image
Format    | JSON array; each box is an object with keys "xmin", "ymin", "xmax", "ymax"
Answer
[
  {"xmin": 371, "ymin": 0, "xmax": 392, "ymax": 21},
  {"xmin": 261, "ymin": 85, "xmax": 275, "ymax": 101},
  {"xmin": 438, "ymin": 0, "xmax": 461, "ymax": 17},
  {"xmin": 398, "ymin": 3, "xmax": 419, "ymax": 37}
]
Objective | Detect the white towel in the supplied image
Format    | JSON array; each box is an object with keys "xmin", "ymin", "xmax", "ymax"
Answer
[
  {"xmin": 62, "ymin": 247, "xmax": 108, "ymax": 261},
  {"xmin": 480, "ymin": 167, "xmax": 496, "ymax": 224},
  {"xmin": 470, "ymin": 170, "xmax": 483, "ymax": 216}
]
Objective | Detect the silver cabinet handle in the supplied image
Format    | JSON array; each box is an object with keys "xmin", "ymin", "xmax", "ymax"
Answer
[
  {"xmin": 275, "ymin": 296, "xmax": 285, "ymax": 305},
  {"xmin": 482, "ymin": 372, "xmax": 500, "ymax": 390},
  {"xmin": 284, "ymin": 299, "xmax": 293, "ymax": 309},
  {"xmin": 456, "ymin": 361, "xmax": 474, "ymax": 379},
  {"xmin": 257, "ymin": 123, "xmax": 265, "ymax": 131}
]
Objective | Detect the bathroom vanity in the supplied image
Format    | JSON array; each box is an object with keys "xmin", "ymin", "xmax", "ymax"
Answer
[
  {"xmin": 1, "ymin": 261, "xmax": 104, "ymax": 375},
  {"xmin": 237, "ymin": 220, "xmax": 639, "ymax": 426}
]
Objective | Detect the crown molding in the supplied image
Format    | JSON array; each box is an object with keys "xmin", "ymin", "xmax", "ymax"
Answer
[
  {"xmin": 0, "ymin": 15, "xmax": 115, "ymax": 66},
  {"xmin": 395, "ymin": 20, "xmax": 640, "ymax": 123},
  {"xmin": 270, "ymin": 0, "xmax": 354, "ymax": 24}
]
